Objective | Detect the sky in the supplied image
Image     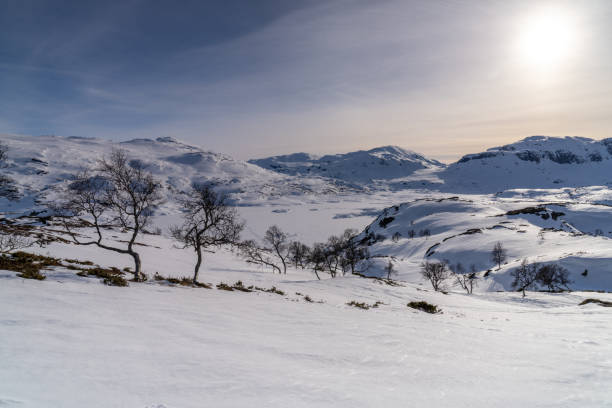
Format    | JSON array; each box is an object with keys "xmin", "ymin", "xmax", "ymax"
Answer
[{"xmin": 1, "ymin": 0, "xmax": 611, "ymax": 161}]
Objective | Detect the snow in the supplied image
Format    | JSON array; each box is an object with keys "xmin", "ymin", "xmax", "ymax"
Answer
[
  {"xmin": 2, "ymin": 134, "xmax": 612, "ymax": 407},
  {"xmin": 2, "ymin": 244, "xmax": 611, "ymax": 407}
]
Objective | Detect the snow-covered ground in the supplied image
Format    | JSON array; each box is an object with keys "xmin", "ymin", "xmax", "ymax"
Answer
[{"xmin": 2, "ymin": 238, "xmax": 612, "ymax": 408}]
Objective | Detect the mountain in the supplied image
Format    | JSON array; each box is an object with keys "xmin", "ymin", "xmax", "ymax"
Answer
[
  {"xmin": 0, "ymin": 134, "xmax": 352, "ymax": 214},
  {"xmin": 249, "ymin": 146, "xmax": 445, "ymax": 185},
  {"xmin": 440, "ymin": 136, "xmax": 612, "ymax": 192}
]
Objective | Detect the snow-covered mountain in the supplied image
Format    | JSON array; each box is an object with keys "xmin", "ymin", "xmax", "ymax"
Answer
[
  {"xmin": 440, "ymin": 136, "xmax": 612, "ymax": 192},
  {"xmin": 249, "ymin": 146, "xmax": 445, "ymax": 185},
  {"xmin": 0, "ymin": 134, "xmax": 355, "ymax": 214}
]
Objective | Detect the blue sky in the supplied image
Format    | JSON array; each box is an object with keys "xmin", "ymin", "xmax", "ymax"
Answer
[{"xmin": 1, "ymin": 0, "xmax": 611, "ymax": 160}]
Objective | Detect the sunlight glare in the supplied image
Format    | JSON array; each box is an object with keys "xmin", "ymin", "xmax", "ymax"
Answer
[{"xmin": 517, "ymin": 8, "xmax": 577, "ymax": 71}]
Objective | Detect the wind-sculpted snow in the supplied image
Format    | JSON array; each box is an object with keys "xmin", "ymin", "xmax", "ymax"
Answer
[{"xmin": 359, "ymin": 197, "xmax": 612, "ymax": 291}]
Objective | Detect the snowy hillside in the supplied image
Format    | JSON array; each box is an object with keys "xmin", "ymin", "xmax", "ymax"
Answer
[
  {"xmin": 249, "ymin": 145, "xmax": 445, "ymax": 185},
  {"xmin": 441, "ymin": 136, "xmax": 612, "ymax": 191},
  {"xmin": 0, "ymin": 134, "xmax": 355, "ymax": 215},
  {"xmin": 359, "ymin": 197, "xmax": 612, "ymax": 291}
]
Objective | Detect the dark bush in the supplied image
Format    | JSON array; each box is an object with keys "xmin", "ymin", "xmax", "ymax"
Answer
[
  {"xmin": 379, "ymin": 217, "xmax": 395, "ymax": 228},
  {"xmin": 346, "ymin": 300, "xmax": 383, "ymax": 310},
  {"xmin": 407, "ymin": 301, "xmax": 440, "ymax": 314},
  {"xmin": 579, "ymin": 298, "xmax": 612, "ymax": 307}
]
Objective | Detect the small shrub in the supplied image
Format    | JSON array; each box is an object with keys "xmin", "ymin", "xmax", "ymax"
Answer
[
  {"xmin": 103, "ymin": 274, "xmax": 128, "ymax": 287},
  {"xmin": 64, "ymin": 258, "xmax": 94, "ymax": 266},
  {"xmin": 347, "ymin": 300, "xmax": 370, "ymax": 310},
  {"xmin": 17, "ymin": 269, "xmax": 46, "ymax": 280},
  {"xmin": 407, "ymin": 301, "xmax": 440, "ymax": 314},
  {"xmin": 216, "ymin": 282, "xmax": 234, "ymax": 291},
  {"xmin": 78, "ymin": 267, "xmax": 128, "ymax": 287},
  {"xmin": 0, "ymin": 251, "xmax": 61, "ymax": 280},
  {"xmin": 303, "ymin": 295, "xmax": 313, "ymax": 302},
  {"xmin": 347, "ymin": 300, "xmax": 384, "ymax": 310},
  {"xmin": 232, "ymin": 281, "xmax": 253, "ymax": 292},
  {"xmin": 255, "ymin": 286, "xmax": 285, "ymax": 295},
  {"xmin": 579, "ymin": 298, "xmax": 612, "ymax": 307},
  {"xmin": 582, "ymin": 269, "xmax": 588, "ymax": 277},
  {"xmin": 161, "ymin": 274, "xmax": 211, "ymax": 288}
]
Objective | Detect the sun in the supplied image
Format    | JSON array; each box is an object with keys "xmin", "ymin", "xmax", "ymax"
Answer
[{"xmin": 517, "ymin": 8, "xmax": 577, "ymax": 70}]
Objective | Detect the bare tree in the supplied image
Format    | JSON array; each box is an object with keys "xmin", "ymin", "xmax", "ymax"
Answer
[
  {"xmin": 263, "ymin": 225, "xmax": 289, "ymax": 274},
  {"xmin": 384, "ymin": 260, "xmax": 396, "ymax": 280},
  {"xmin": 239, "ymin": 240, "xmax": 282, "ymax": 274},
  {"xmin": 491, "ymin": 241, "xmax": 507, "ymax": 270},
  {"xmin": 420, "ymin": 261, "xmax": 450, "ymax": 291},
  {"xmin": 170, "ymin": 184, "xmax": 243, "ymax": 284},
  {"xmin": 308, "ymin": 242, "xmax": 326, "ymax": 280},
  {"xmin": 54, "ymin": 149, "xmax": 163, "ymax": 281},
  {"xmin": 452, "ymin": 263, "xmax": 478, "ymax": 294},
  {"xmin": 0, "ymin": 233, "xmax": 35, "ymax": 254},
  {"xmin": 323, "ymin": 234, "xmax": 345, "ymax": 277},
  {"xmin": 288, "ymin": 241, "xmax": 310, "ymax": 269},
  {"xmin": 339, "ymin": 229, "xmax": 369, "ymax": 275},
  {"xmin": 510, "ymin": 259, "xmax": 538, "ymax": 297},
  {"xmin": 536, "ymin": 263, "xmax": 572, "ymax": 292}
]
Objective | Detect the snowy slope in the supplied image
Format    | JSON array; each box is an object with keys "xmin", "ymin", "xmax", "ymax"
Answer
[
  {"xmin": 359, "ymin": 197, "xmax": 612, "ymax": 291},
  {"xmin": 440, "ymin": 136, "xmax": 612, "ymax": 192},
  {"xmin": 1, "ymin": 228, "xmax": 612, "ymax": 407},
  {"xmin": 0, "ymin": 134, "xmax": 355, "ymax": 215},
  {"xmin": 249, "ymin": 145, "xmax": 445, "ymax": 185}
]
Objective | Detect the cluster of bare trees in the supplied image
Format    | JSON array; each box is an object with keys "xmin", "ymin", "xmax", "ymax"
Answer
[
  {"xmin": 52, "ymin": 149, "xmax": 244, "ymax": 283},
  {"xmin": 510, "ymin": 259, "xmax": 571, "ymax": 297},
  {"xmin": 241, "ymin": 227, "xmax": 370, "ymax": 280},
  {"xmin": 47, "ymin": 147, "xmax": 375, "ymax": 283},
  {"xmin": 420, "ymin": 260, "xmax": 478, "ymax": 294}
]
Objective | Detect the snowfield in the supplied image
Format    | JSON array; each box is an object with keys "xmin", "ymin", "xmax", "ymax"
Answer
[
  {"xmin": 2, "ymin": 134, "xmax": 612, "ymax": 407},
  {"xmin": 2, "ymin": 243, "xmax": 612, "ymax": 408}
]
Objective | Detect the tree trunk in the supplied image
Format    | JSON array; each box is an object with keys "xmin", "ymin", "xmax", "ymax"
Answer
[
  {"xmin": 130, "ymin": 251, "xmax": 142, "ymax": 281},
  {"xmin": 193, "ymin": 246, "xmax": 202, "ymax": 283}
]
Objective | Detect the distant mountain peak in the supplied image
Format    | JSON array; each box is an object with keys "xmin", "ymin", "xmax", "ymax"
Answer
[{"xmin": 249, "ymin": 145, "xmax": 444, "ymax": 183}]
